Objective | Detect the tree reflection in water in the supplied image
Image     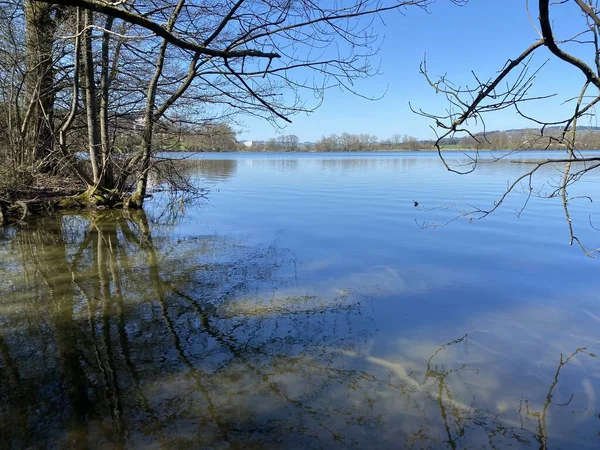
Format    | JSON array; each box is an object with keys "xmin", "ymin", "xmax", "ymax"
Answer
[{"xmin": 0, "ymin": 211, "xmax": 597, "ymax": 449}]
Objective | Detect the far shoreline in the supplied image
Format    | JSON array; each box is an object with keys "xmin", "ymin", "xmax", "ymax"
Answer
[{"xmin": 160, "ymin": 148, "xmax": 600, "ymax": 154}]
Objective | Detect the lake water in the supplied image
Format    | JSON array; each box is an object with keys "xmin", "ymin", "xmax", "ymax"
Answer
[{"xmin": 1, "ymin": 151, "xmax": 600, "ymax": 449}]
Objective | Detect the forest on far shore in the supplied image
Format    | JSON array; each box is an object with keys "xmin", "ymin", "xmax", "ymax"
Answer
[{"xmin": 168, "ymin": 123, "xmax": 600, "ymax": 152}]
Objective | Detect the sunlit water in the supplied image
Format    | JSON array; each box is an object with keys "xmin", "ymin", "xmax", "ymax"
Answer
[{"xmin": 1, "ymin": 151, "xmax": 600, "ymax": 449}]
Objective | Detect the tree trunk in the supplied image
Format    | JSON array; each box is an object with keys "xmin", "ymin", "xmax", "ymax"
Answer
[
  {"xmin": 130, "ymin": 0, "xmax": 187, "ymax": 209},
  {"xmin": 82, "ymin": 9, "xmax": 101, "ymax": 186},
  {"xmin": 99, "ymin": 15, "xmax": 115, "ymax": 187},
  {"xmin": 23, "ymin": 0, "xmax": 56, "ymax": 168}
]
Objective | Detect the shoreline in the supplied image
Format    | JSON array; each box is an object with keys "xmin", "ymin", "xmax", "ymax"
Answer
[{"xmin": 0, "ymin": 190, "xmax": 89, "ymax": 225}]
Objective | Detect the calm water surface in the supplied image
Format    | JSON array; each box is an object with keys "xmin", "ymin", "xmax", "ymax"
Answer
[{"xmin": 1, "ymin": 151, "xmax": 600, "ymax": 449}]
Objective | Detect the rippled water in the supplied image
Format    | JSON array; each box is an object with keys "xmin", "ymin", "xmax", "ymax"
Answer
[{"xmin": 1, "ymin": 151, "xmax": 600, "ymax": 449}]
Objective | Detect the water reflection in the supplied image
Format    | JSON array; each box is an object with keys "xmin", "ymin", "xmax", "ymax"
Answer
[
  {"xmin": 0, "ymin": 212, "xmax": 598, "ymax": 448},
  {"xmin": 318, "ymin": 157, "xmax": 436, "ymax": 173},
  {"xmin": 158, "ymin": 157, "xmax": 238, "ymax": 181},
  {"xmin": 0, "ymin": 211, "xmax": 376, "ymax": 448},
  {"xmin": 262, "ymin": 159, "xmax": 300, "ymax": 172}
]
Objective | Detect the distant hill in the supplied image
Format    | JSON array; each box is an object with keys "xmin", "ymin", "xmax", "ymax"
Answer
[{"xmin": 437, "ymin": 126, "xmax": 600, "ymax": 150}]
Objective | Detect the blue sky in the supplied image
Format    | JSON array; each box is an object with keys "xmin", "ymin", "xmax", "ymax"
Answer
[{"xmin": 238, "ymin": 0, "xmax": 597, "ymax": 142}]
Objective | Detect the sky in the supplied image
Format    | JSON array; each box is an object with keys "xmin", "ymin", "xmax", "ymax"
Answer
[{"xmin": 238, "ymin": 0, "xmax": 597, "ymax": 143}]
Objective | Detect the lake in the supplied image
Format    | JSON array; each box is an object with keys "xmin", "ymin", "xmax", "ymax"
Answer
[{"xmin": 1, "ymin": 151, "xmax": 600, "ymax": 449}]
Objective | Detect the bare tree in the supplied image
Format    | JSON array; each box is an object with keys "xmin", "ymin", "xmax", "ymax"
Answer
[
  {"xmin": 23, "ymin": 0, "xmax": 58, "ymax": 166},
  {"xmin": 414, "ymin": 0, "xmax": 600, "ymax": 256}
]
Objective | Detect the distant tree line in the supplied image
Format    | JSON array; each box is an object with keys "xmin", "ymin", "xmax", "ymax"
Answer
[
  {"xmin": 257, "ymin": 135, "xmax": 302, "ymax": 152},
  {"xmin": 168, "ymin": 130, "xmax": 431, "ymax": 152},
  {"xmin": 167, "ymin": 123, "xmax": 238, "ymax": 152},
  {"xmin": 168, "ymin": 126, "xmax": 600, "ymax": 153},
  {"xmin": 313, "ymin": 133, "xmax": 429, "ymax": 151}
]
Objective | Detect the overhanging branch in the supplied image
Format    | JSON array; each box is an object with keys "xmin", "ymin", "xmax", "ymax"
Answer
[{"xmin": 34, "ymin": 0, "xmax": 280, "ymax": 59}]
